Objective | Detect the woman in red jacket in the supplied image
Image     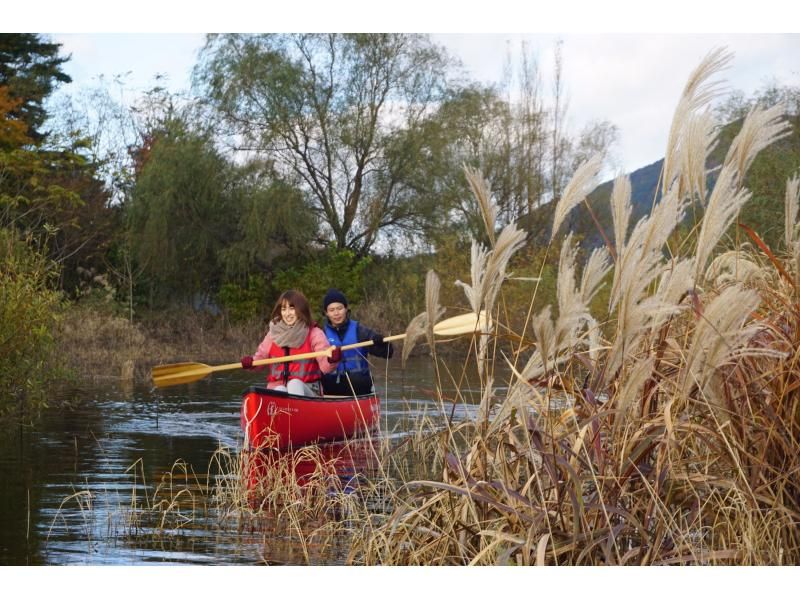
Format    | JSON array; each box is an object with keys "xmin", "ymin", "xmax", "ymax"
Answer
[{"xmin": 240, "ymin": 290, "xmax": 341, "ymax": 396}]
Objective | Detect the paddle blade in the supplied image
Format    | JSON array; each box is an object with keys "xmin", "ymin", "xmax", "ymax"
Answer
[
  {"xmin": 432, "ymin": 310, "xmax": 491, "ymax": 336},
  {"xmin": 151, "ymin": 362, "xmax": 214, "ymax": 388}
]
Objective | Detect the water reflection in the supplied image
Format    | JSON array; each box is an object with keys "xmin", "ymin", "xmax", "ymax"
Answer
[{"xmin": 0, "ymin": 355, "xmax": 489, "ymax": 565}]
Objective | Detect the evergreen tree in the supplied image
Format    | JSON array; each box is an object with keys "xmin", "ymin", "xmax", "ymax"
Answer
[{"xmin": 0, "ymin": 33, "xmax": 71, "ymax": 141}]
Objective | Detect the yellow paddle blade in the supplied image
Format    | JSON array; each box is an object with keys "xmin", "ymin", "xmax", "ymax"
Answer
[
  {"xmin": 151, "ymin": 362, "xmax": 205, "ymax": 378},
  {"xmin": 152, "ymin": 362, "xmax": 214, "ymax": 388},
  {"xmin": 432, "ymin": 310, "xmax": 490, "ymax": 336}
]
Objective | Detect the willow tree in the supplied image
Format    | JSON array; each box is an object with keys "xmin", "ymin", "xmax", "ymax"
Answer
[{"xmin": 194, "ymin": 33, "xmax": 452, "ymax": 256}]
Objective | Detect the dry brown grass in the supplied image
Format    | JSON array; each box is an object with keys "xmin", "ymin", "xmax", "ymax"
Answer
[
  {"xmin": 350, "ymin": 48, "xmax": 800, "ymax": 565},
  {"xmin": 55, "ymin": 305, "xmax": 261, "ymax": 383}
]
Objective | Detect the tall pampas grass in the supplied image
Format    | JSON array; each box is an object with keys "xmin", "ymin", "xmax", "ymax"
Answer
[
  {"xmin": 611, "ymin": 174, "xmax": 632, "ymax": 254},
  {"xmin": 605, "ymin": 186, "xmax": 692, "ymax": 381},
  {"xmin": 359, "ymin": 49, "xmax": 800, "ymax": 566},
  {"xmin": 724, "ymin": 103, "xmax": 790, "ymax": 188},
  {"xmin": 678, "ymin": 284, "xmax": 762, "ymax": 401},
  {"xmin": 662, "ymin": 47, "xmax": 732, "ymax": 196},
  {"xmin": 455, "ymin": 170, "xmax": 527, "ymax": 382},
  {"xmin": 455, "ymin": 224, "xmax": 527, "ymax": 318},
  {"xmin": 693, "ymin": 165, "xmax": 752, "ymax": 282},
  {"xmin": 785, "ymin": 173, "xmax": 800, "ymax": 249},
  {"xmin": 401, "ymin": 270, "xmax": 445, "ymax": 366},
  {"xmin": 550, "ymin": 153, "xmax": 603, "ymax": 241},
  {"xmin": 464, "ymin": 166, "xmax": 497, "ymax": 246},
  {"xmin": 706, "ymin": 250, "xmax": 765, "ymax": 286},
  {"xmin": 675, "ymin": 110, "xmax": 719, "ymax": 203},
  {"xmin": 455, "ymin": 241, "xmax": 490, "ymax": 315},
  {"xmin": 787, "ymin": 174, "xmax": 800, "ymax": 283},
  {"xmin": 424, "ymin": 270, "xmax": 444, "ymax": 349}
]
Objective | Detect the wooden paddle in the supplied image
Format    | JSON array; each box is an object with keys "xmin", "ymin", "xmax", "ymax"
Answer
[{"xmin": 151, "ymin": 310, "xmax": 488, "ymax": 388}]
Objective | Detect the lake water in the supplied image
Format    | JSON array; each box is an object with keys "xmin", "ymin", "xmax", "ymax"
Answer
[{"xmin": 0, "ymin": 356, "xmax": 489, "ymax": 565}]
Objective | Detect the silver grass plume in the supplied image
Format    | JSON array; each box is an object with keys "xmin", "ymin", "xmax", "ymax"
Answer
[
  {"xmin": 611, "ymin": 356, "xmax": 655, "ymax": 439},
  {"xmin": 585, "ymin": 315, "xmax": 605, "ymax": 369},
  {"xmin": 530, "ymin": 305, "xmax": 556, "ymax": 379},
  {"xmin": 785, "ymin": 173, "xmax": 800, "ymax": 249},
  {"xmin": 679, "ymin": 284, "xmax": 763, "ymax": 402},
  {"xmin": 424, "ymin": 269, "xmax": 444, "ymax": 349},
  {"xmin": 723, "ymin": 103, "xmax": 790, "ymax": 189},
  {"xmin": 555, "ymin": 233, "xmax": 586, "ymax": 345},
  {"xmin": 650, "ymin": 257, "xmax": 696, "ymax": 332},
  {"xmin": 489, "ymin": 357, "xmax": 547, "ymax": 436},
  {"xmin": 401, "ymin": 312, "xmax": 427, "ymax": 367},
  {"xmin": 606, "ymin": 292, "xmax": 671, "ymax": 382},
  {"xmin": 787, "ymin": 174, "xmax": 800, "ymax": 280},
  {"xmin": 507, "ymin": 306, "xmax": 560, "ymax": 397},
  {"xmin": 662, "ymin": 47, "xmax": 732, "ymax": 196},
  {"xmin": 657, "ymin": 257, "xmax": 696, "ymax": 307},
  {"xmin": 481, "ymin": 223, "xmax": 527, "ymax": 316},
  {"xmin": 610, "ymin": 186, "xmax": 689, "ymax": 312},
  {"xmin": 675, "ymin": 109, "xmax": 718, "ymax": 203},
  {"xmin": 514, "ymin": 235, "xmax": 610, "ymax": 383},
  {"xmin": 476, "ymin": 222, "xmax": 527, "ymax": 376},
  {"xmin": 580, "ymin": 246, "xmax": 612, "ymax": 307},
  {"xmin": 464, "ymin": 166, "xmax": 497, "ymax": 247},
  {"xmin": 455, "ymin": 241, "xmax": 490, "ymax": 315},
  {"xmin": 456, "ymin": 224, "xmax": 526, "ymax": 317},
  {"xmin": 694, "ymin": 165, "xmax": 752, "ymax": 282},
  {"xmin": 555, "ymin": 234, "xmax": 610, "ymax": 350},
  {"xmin": 401, "ymin": 270, "xmax": 445, "ymax": 367},
  {"xmin": 706, "ymin": 251, "xmax": 764, "ymax": 287},
  {"xmin": 611, "ymin": 174, "xmax": 632, "ymax": 256},
  {"xmin": 550, "ymin": 153, "xmax": 603, "ymax": 242},
  {"xmin": 606, "ymin": 188, "xmax": 690, "ymax": 379}
]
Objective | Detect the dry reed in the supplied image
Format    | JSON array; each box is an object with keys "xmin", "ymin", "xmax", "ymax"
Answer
[{"xmin": 356, "ymin": 47, "xmax": 800, "ymax": 565}]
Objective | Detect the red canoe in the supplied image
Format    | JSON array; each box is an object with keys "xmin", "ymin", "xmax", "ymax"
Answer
[{"xmin": 240, "ymin": 386, "xmax": 381, "ymax": 450}]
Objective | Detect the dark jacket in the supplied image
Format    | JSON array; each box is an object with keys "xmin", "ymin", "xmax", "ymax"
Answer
[{"xmin": 321, "ymin": 317, "xmax": 393, "ymax": 395}]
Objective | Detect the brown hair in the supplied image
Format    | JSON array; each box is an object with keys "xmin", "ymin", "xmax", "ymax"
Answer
[{"xmin": 270, "ymin": 289, "xmax": 313, "ymax": 326}]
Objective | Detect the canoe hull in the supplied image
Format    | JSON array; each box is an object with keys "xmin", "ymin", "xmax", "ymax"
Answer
[{"xmin": 240, "ymin": 386, "xmax": 380, "ymax": 450}]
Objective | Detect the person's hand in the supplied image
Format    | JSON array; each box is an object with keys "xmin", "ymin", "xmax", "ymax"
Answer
[
  {"xmin": 373, "ymin": 334, "xmax": 385, "ymax": 345},
  {"xmin": 241, "ymin": 355, "xmax": 254, "ymax": 369},
  {"xmin": 328, "ymin": 346, "xmax": 342, "ymax": 363}
]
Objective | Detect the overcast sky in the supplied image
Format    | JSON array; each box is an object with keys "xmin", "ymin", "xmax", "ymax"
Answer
[{"xmin": 15, "ymin": 1, "xmax": 799, "ymax": 174}]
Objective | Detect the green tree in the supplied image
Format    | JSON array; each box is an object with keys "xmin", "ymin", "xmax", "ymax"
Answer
[
  {"xmin": 127, "ymin": 116, "xmax": 236, "ymax": 303},
  {"xmin": 195, "ymin": 33, "xmax": 452, "ymax": 256},
  {"xmin": 272, "ymin": 246, "xmax": 370, "ymax": 316},
  {"xmin": 0, "ymin": 34, "xmax": 111, "ymax": 274},
  {"xmin": 0, "ymin": 229, "xmax": 63, "ymax": 418},
  {"xmin": 0, "ymin": 34, "xmax": 70, "ymax": 141}
]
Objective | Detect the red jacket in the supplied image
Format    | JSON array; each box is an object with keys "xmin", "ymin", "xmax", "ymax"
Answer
[{"xmin": 252, "ymin": 324, "xmax": 336, "ymax": 389}]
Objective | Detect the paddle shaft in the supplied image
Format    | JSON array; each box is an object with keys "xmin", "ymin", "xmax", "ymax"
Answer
[
  {"xmin": 247, "ymin": 314, "xmax": 485, "ymax": 369},
  {"xmin": 152, "ymin": 337, "xmax": 400, "ymax": 386},
  {"xmin": 152, "ymin": 311, "xmax": 487, "ymax": 387},
  {"xmin": 249, "ymin": 333, "xmax": 404, "ymax": 369}
]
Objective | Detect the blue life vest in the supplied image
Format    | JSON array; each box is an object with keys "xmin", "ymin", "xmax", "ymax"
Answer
[{"xmin": 324, "ymin": 319, "xmax": 371, "ymax": 378}]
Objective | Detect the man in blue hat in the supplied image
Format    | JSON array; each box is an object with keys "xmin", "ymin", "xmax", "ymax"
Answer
[{"xmin": 321, "ymin": 288, "xmax": 393, "ymax": 396}]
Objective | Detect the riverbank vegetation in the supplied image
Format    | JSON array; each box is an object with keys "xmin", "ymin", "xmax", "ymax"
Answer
[{"xmin": 351, "ymin": 49, "xmax": 800, "ymax": 564}]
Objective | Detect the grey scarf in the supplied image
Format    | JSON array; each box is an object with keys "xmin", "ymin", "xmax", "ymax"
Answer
[{"xmin": 269, "ymin": 320, "xmax": 309, "ymax": 348}]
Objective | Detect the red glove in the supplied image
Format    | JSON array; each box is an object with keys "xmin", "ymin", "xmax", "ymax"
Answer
[
  {"xmin": 328, "ymin": 346, "xmax": 342, "ymax": 364},
  {"xmin": 241, "ymin": 355, "xmax": 254, "ymax": 369}
]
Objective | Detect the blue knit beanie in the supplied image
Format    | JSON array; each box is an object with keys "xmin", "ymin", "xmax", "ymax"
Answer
[{"xmin": 323, "ymin": 288, "xmax": 348, "ymax": 310}]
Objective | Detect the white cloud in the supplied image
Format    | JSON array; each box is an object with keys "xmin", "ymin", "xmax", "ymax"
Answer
[
  {"xmin": 437, "ymin": 33, "xmax": 800, "ymax": 172},
  {"xmin": 52, "ymin": 33, "xmax": 205, "ymax": 94}
]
